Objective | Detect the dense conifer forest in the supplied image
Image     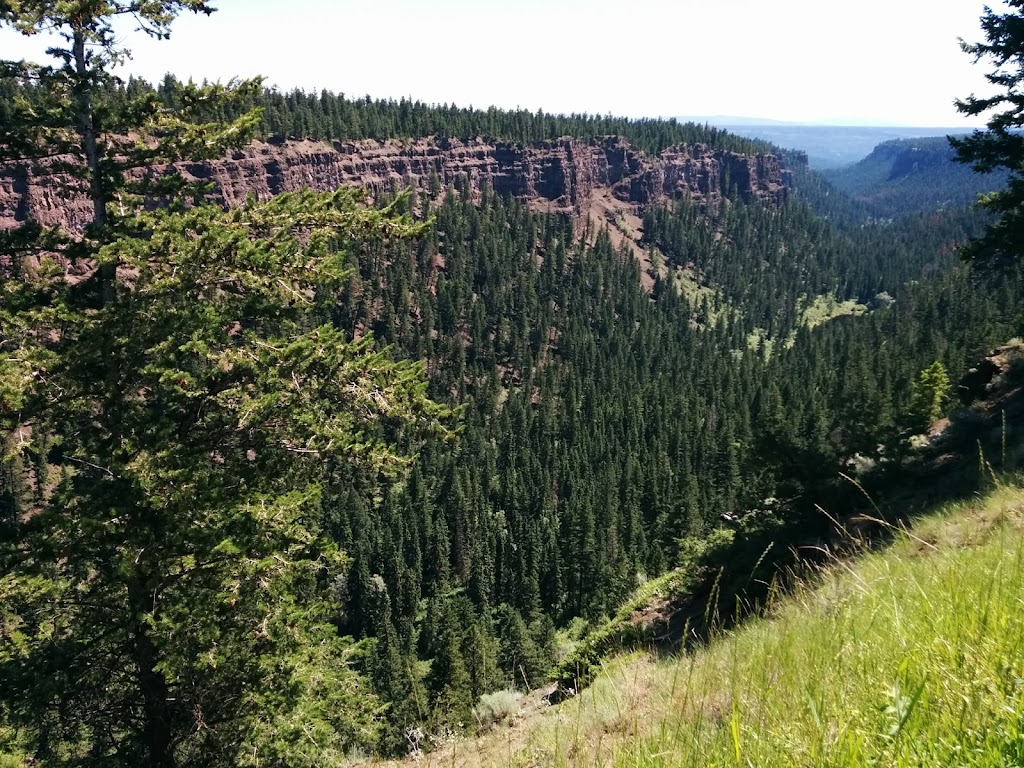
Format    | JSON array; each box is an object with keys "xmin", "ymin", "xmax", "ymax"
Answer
[
  {"xmin": 1, "ymin": 74, "xmax": 772, "ymax": 157},
  {"xmin": 318, "ymin": 179, "xmax": 1018, "ymax": 748},
  {"xmin": 824, "ymin": 136, "xmax": 1009, "ymax": 218},
  {"xmin": 2, "ymin": 27, "xmax": 1023, "ymax": 763}
]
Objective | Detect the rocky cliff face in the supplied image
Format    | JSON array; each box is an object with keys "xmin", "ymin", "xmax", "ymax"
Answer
[{"xmin": 0, "ymin": 135, "xmax": 787, "ymax": 234}]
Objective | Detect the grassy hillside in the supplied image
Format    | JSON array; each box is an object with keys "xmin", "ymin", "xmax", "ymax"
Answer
[{"xmin": 399, "ymin": 479, "xmax": 1024, "ymax": 767}]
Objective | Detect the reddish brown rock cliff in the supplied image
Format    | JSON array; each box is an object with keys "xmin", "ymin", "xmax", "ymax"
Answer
[{"xmin": 0, "ymin": 136, "xmax": 787, "ymax": 235}]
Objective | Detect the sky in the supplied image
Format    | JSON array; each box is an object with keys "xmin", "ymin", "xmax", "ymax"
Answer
[{"xmin": 0, "ymin": 0, "xmax": 1001, "ymax": 127}]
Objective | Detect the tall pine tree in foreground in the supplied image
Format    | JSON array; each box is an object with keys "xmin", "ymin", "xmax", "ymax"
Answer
[
  {"xmin": 0, "ymin": 3, "xmax": 451, "ymax": 766},
  {"xmin": 953, "ymin": 0, "xmax": 1024, "ymax": 267}
]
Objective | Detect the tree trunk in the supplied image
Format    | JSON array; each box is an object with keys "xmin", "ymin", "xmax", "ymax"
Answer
[
  {"xmin": 128, "ymin": 574, "xmax": 176, "ymax": 768},
  {"xmin": 71, "ymin": 26, "xmax": 115, "ymax": 306}
]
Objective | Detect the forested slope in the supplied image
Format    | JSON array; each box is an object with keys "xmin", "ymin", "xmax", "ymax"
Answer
[
  {"xmin": 313, "ymin": 177, "xmax": 1019, "ymax": 747},
  {"xmin": 824, "ymin": 136, "xmax": 1008, "ymax": 218}
]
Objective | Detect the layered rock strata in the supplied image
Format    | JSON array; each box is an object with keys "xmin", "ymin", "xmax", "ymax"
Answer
[{"xmin": 1, "ymin": 136, "xmax": 788, "ymax": 234}]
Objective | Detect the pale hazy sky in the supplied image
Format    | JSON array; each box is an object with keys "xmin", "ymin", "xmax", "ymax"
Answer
[{"xmin": 0, "ymin": 0, "xmax": 1001, "ymax": 126}]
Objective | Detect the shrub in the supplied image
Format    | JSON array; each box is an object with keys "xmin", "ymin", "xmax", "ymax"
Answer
[{"xmin": 473, "ymin": 690, "xmax": 522, "ymax": 731}]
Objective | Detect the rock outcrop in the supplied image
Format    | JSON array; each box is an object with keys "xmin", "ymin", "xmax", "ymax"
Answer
[
  {"xmin": 957, "ymin": 343, "xmax": 1024, "ymax": 406},
  {"xmin": 1, "ymin": 136, "xmax": 788, "ymax": 234}
]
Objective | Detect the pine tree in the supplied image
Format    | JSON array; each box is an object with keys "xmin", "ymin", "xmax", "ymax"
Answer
[
  {"xmin": 952, "ymin": 0, "xmax": 1024, "ymax": 266},
  {"xmin": 1, "ymin": 189, "xmax": 452, "ymax": 767},
  {"xmin": 494, "ymin": 604, "xmax": 548, "ymax": 689},
  {"xmin": 425, "ymin": 597, "xmax": 474, "ymax": 730},
  {"xmin": 0, "ymin": 5, "xmax": 452, "ymax": 766},
  {"xmin": 909, "ymin": 360, "xmax": 951, "ymax": 432}
]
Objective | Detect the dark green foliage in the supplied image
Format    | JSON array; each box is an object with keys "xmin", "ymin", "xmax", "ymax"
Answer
[
  {"xmin": 0, "ymin": 191, "xmax": 452, "ymax": 767},
  {"xmin": 494, "ymin": 605, "xmax": 550, "ymax": 690},
  {"xmin": 952, "ymin": 0, "xmax": 1024, "ymax": 266},
  {"xmin": 423, "ymin": 595, "xmax": 476, "ymax": 730},
  {"xmin": 319, "ymin": 178, "xmax": 1021, "ymax": 749},
  {"xmin": 0, "ymin": 434, "xmax": 26, "ymax": 531}
]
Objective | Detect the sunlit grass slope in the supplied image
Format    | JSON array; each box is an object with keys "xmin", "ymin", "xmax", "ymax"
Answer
[
  {"xmin": 417, "ymin": 482, "xmax": 1024, "ymax": 767},
  {"xmin": 616, "ymin": 483, "xmax": 1024, "ymax": 768}
]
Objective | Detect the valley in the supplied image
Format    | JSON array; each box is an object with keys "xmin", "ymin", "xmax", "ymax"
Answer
[
  {"xmin": 1, "ymin": 4, "xmax": 1023, "ymax": 767},
  {"xmin": 694, "ymin": 122, "xmax": 978, "ymax": 170}
]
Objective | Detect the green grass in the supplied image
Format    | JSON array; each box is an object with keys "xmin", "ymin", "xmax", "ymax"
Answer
[
  {"xmin": 800, "ymin": 293, "xmax": 868, "ymax": 329},
  {"xmin": 612, "ymin": 489, "xmax": 1024, "ymax": 767},
  {"xmin": 749, "ymin": 294, "xmax": 868, "ymax": 357},
  {"xmin": 412, "ymin": 482, "xmax": 1024, "ymax": 768},
  {"xmin": 604, "ymin": 484, "xmax": 1024, "ymax": 767},
  {"xmin": 672, "ymin": 266, "xmax": 719, "ymax": 307},
  {"xmin": 669, "ymin": 266, "xmax": 741, "ymax": 331}
]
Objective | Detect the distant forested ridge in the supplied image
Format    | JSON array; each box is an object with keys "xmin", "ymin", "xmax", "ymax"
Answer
[
  {"xmin": 711, "ymin": 123, "xmax": 976, "ymax": 169},
  {"xmin": 824, "ymin": 136, "xmax": 1008, "ymax": 217},
  {"xmin": 243, "ymin": 82, "xmax": 775, "ymax": 156}
]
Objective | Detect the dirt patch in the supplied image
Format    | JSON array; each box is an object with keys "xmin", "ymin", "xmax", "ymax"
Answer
[{"xmin": 581, "ymin": 188, "xmax": 662, "ymax": 293}]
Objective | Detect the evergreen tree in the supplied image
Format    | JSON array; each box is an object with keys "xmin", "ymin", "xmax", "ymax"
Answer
[
  {"xmin": 0, "ymin": 4, "xmax": 451, "ymax": 765},
  {"xmin": 952, "ymin": 0, "xmax": 1024, "ymax": 266},
  {"xmin": 909, "ymin": 360, "xmax": 951, "ymax": 432},
  {"xmin": 0, "ymin": 191, "xmax": 451, "ymax": 767},
  {"xmin": 424, "ymin": 597, "xmax": 474, "ymax": 730},
  {"xmin": 494, "ymin": 604, "xmax": 550, "ymax": 689}
]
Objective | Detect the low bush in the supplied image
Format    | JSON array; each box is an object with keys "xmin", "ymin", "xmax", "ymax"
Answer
[{"xmin": 473, "ymin": 689, "xmax": 522, "ymax": 731}]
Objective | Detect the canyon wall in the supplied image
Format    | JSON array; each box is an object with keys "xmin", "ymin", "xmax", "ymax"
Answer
[{"xmin": 0, "ymin": 136, "xmax": 788, "ymax": 233}]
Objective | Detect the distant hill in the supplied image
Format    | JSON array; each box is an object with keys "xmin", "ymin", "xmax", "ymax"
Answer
[
  {"xmin": 683, "ymin": 122, "xmax": 978, "ymax": 169},
  {"xmin": 823, "ymin": 136, "xmax": 1007, "ymax": 217},
  {"xmin": 677, "ymin": 115, "xmax": 799, "ymax": 127}
]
